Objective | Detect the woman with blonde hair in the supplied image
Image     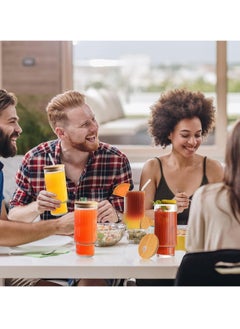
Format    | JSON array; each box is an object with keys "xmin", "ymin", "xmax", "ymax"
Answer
[{"xmin": 187, "ymin": 119, "xmax": 240, "ymax": 251}]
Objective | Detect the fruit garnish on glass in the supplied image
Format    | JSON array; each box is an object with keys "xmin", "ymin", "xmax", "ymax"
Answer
[
  {"xmin": 112, "ymin": 183, "xmax": 130, "ymax": 197},
  {"xmin": 141, "ymin": 215, "xmax": 154, "ymax": 229},
  {"xmin": 154, "ymin": 199, "xmax": 177, "ymax": 204},
  {"xmin": 153, "ymin": 199, "xmax": 177, "ymax": 211}
]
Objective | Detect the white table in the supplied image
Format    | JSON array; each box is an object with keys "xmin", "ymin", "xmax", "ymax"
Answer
[{"xmin": 0, "ymin": 238, "xmax": 185, "ymax": 286}]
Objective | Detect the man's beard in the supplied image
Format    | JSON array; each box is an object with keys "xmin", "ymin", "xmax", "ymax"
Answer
[
  {"xmin": 69, "ymin": 137, "xmax": 99, "ymax": 152},
  {"xmin": 0, "ymin": 129, "xmax": 17, "ymax": 158}
]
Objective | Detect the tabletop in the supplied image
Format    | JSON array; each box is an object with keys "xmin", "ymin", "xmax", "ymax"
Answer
[{"xmin": 0, "ymin": 236, "xmax": 185, "ymax": 286}]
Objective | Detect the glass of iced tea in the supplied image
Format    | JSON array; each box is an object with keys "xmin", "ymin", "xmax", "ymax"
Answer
[
  {"xmin": 44, "ymin": 164, "xmax": 68, "ymax": 216},
  {"xmin": 124, "ymin": 191, "xmax": 145, "ymax": 230},
  {"xmin": 154, "ymin": 201, "xmax": 177, "ymax": 256},
  {"xmin": 74, "ymin": 200, "xmax": 98, "ymax": 257}
]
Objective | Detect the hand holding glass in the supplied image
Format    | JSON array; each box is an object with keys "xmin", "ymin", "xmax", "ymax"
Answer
[{"xmin": 44, "ymin": 164, "xmax": 68, "ymax": 216}]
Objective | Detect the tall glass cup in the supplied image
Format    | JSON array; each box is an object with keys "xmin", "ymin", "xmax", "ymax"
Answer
[
  {"xmin": 124, "ymin": 191, "xmax": 145, "ymax": 229},
  {"xmin": 44, "ymin": 164, "xmax": 68, "ymax": 216},
  {"xmin": 176, "ymin": 225, "xmax": 187, "ymax": 251},
  {"xmin": 154, "ymin": 202, "xmax": 177, "ymax": 256},
  {"xmin": 74, "ymin": 200, "xmax": 98, "ymax": 257}
]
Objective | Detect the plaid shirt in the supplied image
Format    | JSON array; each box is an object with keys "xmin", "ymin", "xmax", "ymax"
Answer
[{"xmin": 9, "ymin": 139, "xmax": 134, "ymax": 220}]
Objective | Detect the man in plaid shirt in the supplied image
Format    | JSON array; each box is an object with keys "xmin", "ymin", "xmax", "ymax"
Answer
[
  {"xmin": 8, "ymin": 90, "xmax": 134, "ymax": 286},
  {"xmin": 9, "ymin": 90, "xmax": 133, "ymax": 222}
]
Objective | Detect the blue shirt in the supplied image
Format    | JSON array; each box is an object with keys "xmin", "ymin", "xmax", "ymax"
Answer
[{"xmin": 0, "ymin": 161, "xmax": 4, "ymax": 213}]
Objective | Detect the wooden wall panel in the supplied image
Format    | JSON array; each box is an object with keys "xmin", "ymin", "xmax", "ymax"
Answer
[{"xmin": 2, "ymin": 41, "xmax": 62, "ymax": 94}]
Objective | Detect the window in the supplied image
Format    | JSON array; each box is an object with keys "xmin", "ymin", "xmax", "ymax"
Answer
[{"xmin": 73, "ymin": 41, "xmax": 229, "ymax": 162}]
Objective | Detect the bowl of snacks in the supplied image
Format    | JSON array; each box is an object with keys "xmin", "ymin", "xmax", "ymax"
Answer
[
  {"xmin": 96, "ymin": 223, "xmax": 126, "ymax": 247},
  {"xmin": 127, "ymin": 229, "xmax": 147, "ymax": 244}
]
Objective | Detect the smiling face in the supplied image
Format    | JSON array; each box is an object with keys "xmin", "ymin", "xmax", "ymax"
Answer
[
  {"xmin": 169, "ymin": 117, "xmax": 203, "ymax": 157},
  {"xmin": 0, "ymin": 105, "xmax": 22, "ymax": 157},
  {"xmin": 55, "ymin": 104, "xmax": 100, "ymax": 152}
]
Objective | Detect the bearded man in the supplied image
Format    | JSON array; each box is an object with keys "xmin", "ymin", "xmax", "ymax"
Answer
[{"xmin": 0, "ymin": 89, "xmax": 73, "ymax": 248}]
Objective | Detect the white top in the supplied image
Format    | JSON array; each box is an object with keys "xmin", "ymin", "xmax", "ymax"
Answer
[
  {"xmin": 0, "ymin": 235, "xmax": 185, "ymax": 285},
  {"xmin": 186, "ymin": 182, "xmax": 240, "ymax": 252}
]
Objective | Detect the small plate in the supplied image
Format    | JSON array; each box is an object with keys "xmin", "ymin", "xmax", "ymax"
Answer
[
  {"xmin": 0, "ymin": 247, "xmax": 26, "ymax": 255},
  {"xmin": 14, "ymin": 235, "xmax": 73, "ymax": 253}
]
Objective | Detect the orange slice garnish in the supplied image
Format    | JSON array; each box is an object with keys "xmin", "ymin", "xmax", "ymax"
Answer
[
  {"xmin": 141, "ymin": 216, "xmax": 154, "ymax": 229},
  {"xmin": 112, "ymin": 183, "xmax": 130, "ymax": 197},
  {"xmin": 138, "ymin": 234, "xmax": 159, "ymax": 259}
]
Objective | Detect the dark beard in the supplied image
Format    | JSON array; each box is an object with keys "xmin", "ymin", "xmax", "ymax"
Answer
[{"xmin": 0, "ymin": 129, "xmax": 17, "ymax": 158}]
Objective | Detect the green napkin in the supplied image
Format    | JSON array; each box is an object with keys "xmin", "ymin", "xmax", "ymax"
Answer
[{"xmin": 25, "ymin": 250, "xmax": 70, "ymax": 258}]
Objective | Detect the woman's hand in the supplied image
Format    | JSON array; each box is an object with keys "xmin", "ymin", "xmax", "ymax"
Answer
[{"xmin": 175, "ymin": 192, "xmax": 190, "ymax": 214}]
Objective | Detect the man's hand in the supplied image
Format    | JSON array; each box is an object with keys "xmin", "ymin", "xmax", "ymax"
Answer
[
  {"xmin": 55, "ymin": 212, "xmax": 74, "ymax": 235},
  {"xmin": 97, "ymin": 200, "xmax": 118, "ymax": 223},
  {"xmin": 36, "ymin": 190, "xmax": 61, "ymax": 214}
]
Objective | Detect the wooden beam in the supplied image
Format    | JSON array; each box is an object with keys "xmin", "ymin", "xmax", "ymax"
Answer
[
  {"xmin": 60, "ymin": 41, "xmax": 73, "ymax": 91},
  {"xmin": 216, "ymin": 41, "xmax": 227, "ymax": 157}
]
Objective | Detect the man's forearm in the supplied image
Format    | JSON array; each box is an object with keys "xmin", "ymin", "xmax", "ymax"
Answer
[
  {"xmin": 0, "ymin": 219, "xmax": 57, "ymax": 247},
  {"xmin": 8, "ymin": 202, "xmax": 41, "ymax": 223}
]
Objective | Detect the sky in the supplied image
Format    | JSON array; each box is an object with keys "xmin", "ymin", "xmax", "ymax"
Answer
[
  {"xmin": 74, "ymin": 41, "xmax": 240, "ymax": 64},
  {"xmin": 74, "ymin": 41, "xmax": 215, "ymax": 64}
]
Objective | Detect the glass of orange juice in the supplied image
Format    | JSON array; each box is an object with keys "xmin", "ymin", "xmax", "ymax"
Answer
[
  {"xmin": 74, "ymin": 200, "xmax": 98, "ymax": 257},
  {"xmin": 124, "ymin": 191, "xmax": 145, "ymax": 229},
  {"xmin": 44, "ymin": 164, "xmax": 68, "ymax": 216},
  {"xmin": 176, "ymin": 225, "xmax": 187, "ymax": 251},
  {"xmin": 154, "ymin": 201, "xmax": 177, "ymax": 256}
]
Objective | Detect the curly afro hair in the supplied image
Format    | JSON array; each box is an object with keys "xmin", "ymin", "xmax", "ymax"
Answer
[{"xmin": 148, "ymin": 89, "xmax": 215, "ymax": 147}]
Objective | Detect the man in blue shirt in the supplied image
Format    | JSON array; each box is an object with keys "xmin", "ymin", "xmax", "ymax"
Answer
[{"xmin": 0, "ymin": 89, "xmax": 73, "ymax": 246}]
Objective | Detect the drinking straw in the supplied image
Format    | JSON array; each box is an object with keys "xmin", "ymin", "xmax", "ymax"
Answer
[
  {"xmin": 141, "ymin": 179, "xmax": 151, "ymax": 191},
  {"xmin": 48, "ymin": 153, "xmax": 55, "ymax": 165}
]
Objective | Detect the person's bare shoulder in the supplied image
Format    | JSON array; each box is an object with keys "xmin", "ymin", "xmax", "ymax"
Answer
[
  {"xmin": 142, "ymin": 156, "xmax": 167, "ymax": 172},
  {"xmin": 142, "ymin": 157, "xmax": 159, "ymax": 170},
  {"xmin": 140, "ymin": 157, "xmax": 163, "ymax": 188},
  {"xmin": 205, "ymin": 157, "xmax": 224, "ymax": 183}
]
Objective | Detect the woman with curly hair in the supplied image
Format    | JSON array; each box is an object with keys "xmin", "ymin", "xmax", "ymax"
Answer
[{"xmin": 139, "ymin": 89, "xmax": 224, "ymax": 225}]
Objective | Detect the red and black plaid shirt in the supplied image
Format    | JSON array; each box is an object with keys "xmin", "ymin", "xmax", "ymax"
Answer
[{"xmin": 9, "ymin": 140, "xmax": 134, "ymax": 220}]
